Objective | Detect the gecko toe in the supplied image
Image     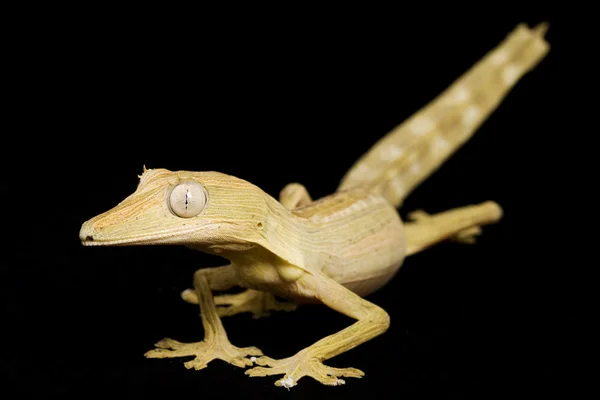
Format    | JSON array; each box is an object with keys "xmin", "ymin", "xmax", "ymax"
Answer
[
  {"xmin": 154, "ymin": 338, "xmax": 182, "ymax": 349},
  {"xmin": 245, "ymin": 366, "xmax": 278, "ymax": 377},
  {"xmin": 240, "ymin": 346, "xmax": 263, "ymax": 357},
  {"xmin": 322, "ymin": 365, "xmax": 364, "ymax": 378},
  {"xmin": 253, "ymin": 355, "xmax": 277, "ymax": 366}
]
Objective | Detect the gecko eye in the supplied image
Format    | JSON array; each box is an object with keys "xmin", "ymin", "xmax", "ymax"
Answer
[{"xmin": 168, "ymin": 181, "xmax": 207, "ymax": 218}]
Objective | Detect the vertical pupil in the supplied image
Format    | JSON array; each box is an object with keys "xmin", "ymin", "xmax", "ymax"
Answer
[{"xmin": 185, "ymin": 189, "xmax": 189, "ymax": 209}]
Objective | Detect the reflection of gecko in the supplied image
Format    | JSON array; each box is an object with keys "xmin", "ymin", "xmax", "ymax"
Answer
[{"xmin": 80, "ymin": 23, "xmax": 549, "ymax": 389}]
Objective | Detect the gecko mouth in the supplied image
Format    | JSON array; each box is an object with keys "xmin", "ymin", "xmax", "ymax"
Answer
[
  {"xmin": 81, "ymin": 235, "xmax": 155, "ymax": 246},
  {"xmin": 79, "ymin": 225, "xmax": 204, "ymax": 247},
  {"xmin": 81, "ymin": 234, "xmax": 166, "ymax": 246},
  {"xmin": 79, "ymin": 221, "xmax": 224, "ymax": 247}
]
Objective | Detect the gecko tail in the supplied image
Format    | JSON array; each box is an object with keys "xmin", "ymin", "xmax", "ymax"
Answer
[{"xmin": 337, "ymin": 22, "xmax": 550, "ymax": 209}]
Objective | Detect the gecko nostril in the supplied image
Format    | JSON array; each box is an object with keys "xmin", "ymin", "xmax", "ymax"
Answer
[{"xmin": 79, "ymin": 220, "xmax": 98, "ymax": 244}]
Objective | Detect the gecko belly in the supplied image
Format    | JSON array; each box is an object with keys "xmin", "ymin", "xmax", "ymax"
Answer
[
  {"xmin": 323, "ymin": 219, "xmax": 406, "ymax": 298},
  {"xmin": 336, "ymin": 259, "xmax": 405, "ymax": 297},
  {"xmin": 294, "ymin": 189, "xmax": 407, "ymax": 298}
]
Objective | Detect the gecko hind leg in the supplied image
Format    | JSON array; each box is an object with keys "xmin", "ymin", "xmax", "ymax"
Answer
[
  {"xmin": 406, "ymin": 210, "xmax": 483, "ymax": 244},
  {"xmin": 181, "ymin": 288, "xmax": 297, "ymax": 319},
  {"xmin": 404, "ymin": 201, "xmax": 503, "ymax": 256},
  {"xmin": 145, "ymin": 266, "xmax": 262, "ymax": 370}
]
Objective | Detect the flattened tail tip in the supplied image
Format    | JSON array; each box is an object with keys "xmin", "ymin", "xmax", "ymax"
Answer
[
  {"xmin": 533, "ymin": 21, "xmax": 550, "ymax": 37},
  {"xmin": 517, "ymin": 21, "xmax": 549, "ymax": 37}
]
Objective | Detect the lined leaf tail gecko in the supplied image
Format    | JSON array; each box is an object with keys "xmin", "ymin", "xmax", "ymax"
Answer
[{"xmin": 79, "ymin": 22, "xmax": 549, "ymax": 389}]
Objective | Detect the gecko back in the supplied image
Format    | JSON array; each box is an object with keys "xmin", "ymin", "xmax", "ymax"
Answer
[{"xmin": 337, "ymin": 23, "xmax": 549, "ymax": 209}]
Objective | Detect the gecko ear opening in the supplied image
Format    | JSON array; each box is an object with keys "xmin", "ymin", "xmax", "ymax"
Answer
[{"xmin": 168, "ymin": 181, "xmax": 208, "ymax": 218}]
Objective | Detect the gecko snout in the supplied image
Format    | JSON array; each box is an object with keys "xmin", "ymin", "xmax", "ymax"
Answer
[{"xmin": 79, "ymin": 220, "xmax": 97, "ymax": 244}]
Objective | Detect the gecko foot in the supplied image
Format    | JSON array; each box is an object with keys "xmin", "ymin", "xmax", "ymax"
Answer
[
  {"xmin": 449, "ymin": 226, "xmax": 482, "ymax": 244},
  {"xmin": 245, "ymin": 351, "xmax": 364, "ymax": 388},
  {"xmin": 183, "ymin": 288, "xmax": 297, "ymax": 319},
  {"xmin": 144, "ymin": 337, "xmax": 263, "ymax": 370},
  {"xmin": 407, "ymin": 209, "xmax": 482, "ymax": 244},
  {"xmin": 215, "ymin": 289, "xmax": 297, "ymax": 319}
]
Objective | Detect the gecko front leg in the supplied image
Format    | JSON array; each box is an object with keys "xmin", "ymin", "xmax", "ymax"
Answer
[
  {"xmin": 145, "ymin": 266, "xmax": 262, "ymax": 370},
  {"xmin": 179, "ymin": 182, "xmax": 312, "ymax": 318},
  {"xmin": 182, "ymin": 288, "xmax": 297, "ymax": 319},
  {"xmin": 202, "ymin": 182, "xmax": 310, "ymax": 318},
  {"xmin": 245, "ymin": 269, "xmax": 389, "ymax": 388}
]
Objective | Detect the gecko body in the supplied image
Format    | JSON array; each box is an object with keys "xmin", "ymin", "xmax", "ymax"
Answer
[
  {"xmin": 80, "ymin": 23, "xmax": 549, "ymax": 388},
  {"xmin": 82, "ymin": 170, "xmax": 406, "ymax": 301}
]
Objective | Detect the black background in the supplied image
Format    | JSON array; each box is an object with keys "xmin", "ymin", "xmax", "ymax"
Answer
[{"xmin": 3, "ymin": 8, "xmax": 571, "ymax": 400}]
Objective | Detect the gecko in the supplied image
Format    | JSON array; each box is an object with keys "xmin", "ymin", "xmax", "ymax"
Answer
[{"xmin": 79, "ymin": 23, "xmax": 549, "ymax": 389}]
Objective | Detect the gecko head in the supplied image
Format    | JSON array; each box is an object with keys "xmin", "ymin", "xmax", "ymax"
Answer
[{"xmin": 79, "ymin": 168, "xmax": 273, "ymax": 253}]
